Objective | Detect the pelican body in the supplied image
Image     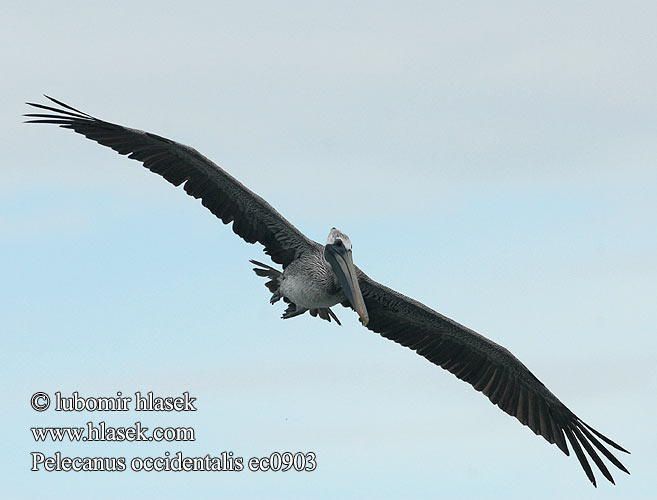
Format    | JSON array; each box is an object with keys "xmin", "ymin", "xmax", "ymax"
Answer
[
  {"xmin": 25, "ymin": 96, "xmax": 630, "ymax": 487},
  {"xmin": 255, "ymin": 228, "xmax": 368, "ymax": 326}
]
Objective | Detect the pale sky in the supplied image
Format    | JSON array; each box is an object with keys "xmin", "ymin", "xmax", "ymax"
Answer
[{"xmin": 3, "ymin": 2, "xmax": 656, "ymax": 499}]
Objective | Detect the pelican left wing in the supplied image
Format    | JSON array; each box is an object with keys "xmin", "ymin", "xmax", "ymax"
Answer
[
  {"xmin": 355, "ymin": 272, "xmax": 629, "ymax": 487},
  {"xmin": 25, "ymin": 96, "xmax": 317, "ymax": 267}
]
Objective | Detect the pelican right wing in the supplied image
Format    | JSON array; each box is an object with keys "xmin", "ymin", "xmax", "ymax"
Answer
[
  {"xmin": 25, "ymin": 96, "xmax": 318, "ymax": 267},
  {"xmin": 355, "ymin": 271, "xmax": 630, "ymax": 487}
]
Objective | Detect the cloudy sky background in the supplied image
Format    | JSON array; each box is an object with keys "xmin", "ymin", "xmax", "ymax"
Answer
[{"xmin": 3, "ymin": 1, "xmax": 656, "ymax": 498}]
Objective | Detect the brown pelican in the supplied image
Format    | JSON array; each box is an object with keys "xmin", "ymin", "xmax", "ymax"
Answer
[{"xmin": 25, "ymin": 96, "xmax": 629, "ymax": 486}]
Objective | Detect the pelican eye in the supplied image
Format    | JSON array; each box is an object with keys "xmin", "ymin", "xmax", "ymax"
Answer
[{"xmin": 334, "ymin": 239, "xmax": 343, "ymax": 247}]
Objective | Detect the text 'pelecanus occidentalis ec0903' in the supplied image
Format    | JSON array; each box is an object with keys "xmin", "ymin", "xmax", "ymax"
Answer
[{"xmin": 25, "ymin": 96, "xmax": 630, "ymax": 487}]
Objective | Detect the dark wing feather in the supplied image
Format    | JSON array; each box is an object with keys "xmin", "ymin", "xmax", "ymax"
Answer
[
  {"xmin": 25, "ymin": 96, "xmax": 318, "ymax": 267},
  {"xmin": 355, "ymin": 271, "xmax": 629, "ymax": 486}
]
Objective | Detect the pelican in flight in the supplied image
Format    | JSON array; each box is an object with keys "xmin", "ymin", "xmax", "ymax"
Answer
[{"xmin": 25, "ymin": 96, "xmax": 629, "ymax": 486}]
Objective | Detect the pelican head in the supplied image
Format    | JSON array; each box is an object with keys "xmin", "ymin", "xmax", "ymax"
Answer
[{"xmin": 324, "ymin": 228, "xmax": 369, "ymax": 326}]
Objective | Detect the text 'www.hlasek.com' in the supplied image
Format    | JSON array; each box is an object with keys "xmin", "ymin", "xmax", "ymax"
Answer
[{"xmin": 29, "ymin": 391, "xmax": 317, "ymax": 472}]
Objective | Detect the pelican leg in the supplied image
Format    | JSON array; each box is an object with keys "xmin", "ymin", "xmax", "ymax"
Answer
[
  {"xmin": 282, "ymin": 303, "xmax": 308, "ymax": 320},
  {"xmin": 270, "ymin": 291, "xmax": 282, "ymax": 304}
]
